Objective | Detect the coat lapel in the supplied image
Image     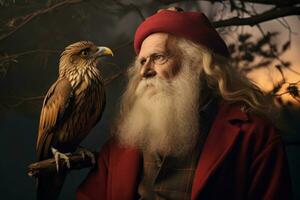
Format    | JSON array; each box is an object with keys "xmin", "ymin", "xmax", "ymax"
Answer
[
  {"xmin": 109, "ymin": 102, "xmax": 248, "ymax": 200},
  {"xmin": 110, "ymin": 145, "xmax": 142, "ymax": 200},
  {"xmin": 191, "ymin": 102, "xmax": 249, "ymax": 200}
]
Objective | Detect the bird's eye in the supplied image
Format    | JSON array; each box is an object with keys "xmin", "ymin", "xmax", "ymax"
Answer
[{"xmin": 81, "ymin": 49, "xmax": 89, "ymax": 56}]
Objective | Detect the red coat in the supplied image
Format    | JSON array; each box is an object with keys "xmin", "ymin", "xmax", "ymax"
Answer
[{"xmin": 76, "ymin": 102, "xmax": 292, "ymax": 200}]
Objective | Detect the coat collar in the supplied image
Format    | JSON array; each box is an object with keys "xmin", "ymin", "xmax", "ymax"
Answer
[
  {"xmin": 191, "ymin": 101, "xmax": 248, "ymax": 199},
  {"xmin": 110, "ymin": 146, "xmax": 141, "ymax": 200},
  {"xmin": 110, "ymin": 101, "xmax": 249, "ymax": 200}
]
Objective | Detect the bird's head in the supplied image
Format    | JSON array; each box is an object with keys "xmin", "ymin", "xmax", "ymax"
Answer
[{"xmin": 59, "ymin": 41, "xmax": 113, "ymax": 77}]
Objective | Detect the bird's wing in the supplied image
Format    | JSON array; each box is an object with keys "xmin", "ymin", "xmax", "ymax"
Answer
[{"xmin": 36, "ymin": 78, "xmax": 73, "ymax": 160}]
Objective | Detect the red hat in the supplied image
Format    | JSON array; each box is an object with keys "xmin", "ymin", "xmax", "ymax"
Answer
[{"xmin": 134, "ymin": 10, "xmax": 230, "ymax": 57}]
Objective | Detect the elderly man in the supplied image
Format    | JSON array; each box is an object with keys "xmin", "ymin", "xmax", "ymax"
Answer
[{"xmin": 77, "ymin": 8, "xmax": 292, "ymax": 200}]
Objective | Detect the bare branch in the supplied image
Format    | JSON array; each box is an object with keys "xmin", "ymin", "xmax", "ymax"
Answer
[
  {"xmin": 158, "ymin": 0, "xmax": 300, "ymax": 6},
  {"xmin": 286, "ymin": 67, "xmax": 300, "ymax": 76},
  {"xmin": 5, "ymin": 95, "xmax": 45, "ymax": 107},
  {"xmin": 3, "ymin": 66, "xmax": 127, "ymax": 108},
  {"xmin": 27, "ymin": 151, "xmax": 97, "ymax": 177},
  {"xmin": 112, "ymin": 0, "xmax": 145, "ymax": 21},
  {"xmin": 112, "ymin": 40, "xmax": 133, "ymax": 52},
  {"xmin": 0, "ymin": 49, "xmax": 60, "ymax": 62},
  {"xmin": 0, "ymin": 0, "xmax": 85, "ymax": 42},
  {"xmin": 213, "ymin": 6, "xmax": 300, "ymax": 28},
  {"xmin": 104, "ymin": 69, "xmax": 127, "ymax": 85}
]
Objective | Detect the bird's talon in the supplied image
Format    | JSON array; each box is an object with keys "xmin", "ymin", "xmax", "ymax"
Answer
[
  {"xmin": 65, "ymin": 158, "xmax": 71, "ymax": 169},
  {"xmin": 51, "ymin": 147, "xmax": 71, "ymax": 171},
  {"xmin": 80, "ymin": 151, "xmax": 85, "ymax": 160},
  {"xmin": 77, "ymin": 147, "xmax": 96, "ymax": 166}
]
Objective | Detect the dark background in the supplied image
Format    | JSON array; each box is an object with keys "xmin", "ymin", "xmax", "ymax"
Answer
[{"xmin": 0, "ymin": 0, "xmax": 300, "ymax": 199}]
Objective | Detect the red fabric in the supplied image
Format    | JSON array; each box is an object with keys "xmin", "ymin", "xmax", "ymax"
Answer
[
  {"xmin": 76, "ymin": 102, "xmax": 292, "ymax": 200},
  {"xmin": 134, "ymin": 10, "xmax": 230, "ymax": 57}
]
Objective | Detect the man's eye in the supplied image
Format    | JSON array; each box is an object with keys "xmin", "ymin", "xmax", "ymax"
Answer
[
  {"xmin": 153, "ymin": 54, "xmax": 165, "ymax": 61},
  {"xmin": 140, "ymin": 59, "xmax": 146, "ymax": 65},
  {"xmin": 152, "ymin": 54, "xmax": 167, "ymax": 64}
]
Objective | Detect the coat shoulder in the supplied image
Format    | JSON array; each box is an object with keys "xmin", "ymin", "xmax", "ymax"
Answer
[
  {"xmin": 219, "ymin": 101, "xmax": 281, "ymax": 143},
  {"xmin": 219, "ymin": 101, "xmax": 283, "ymax": 157}
]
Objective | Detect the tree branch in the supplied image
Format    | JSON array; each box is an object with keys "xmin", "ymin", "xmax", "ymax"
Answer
[
  {"xmin": 5, "ymin": 95, "xmax": 45, "ymax": 107},
  {"xmin": 27, "ymin": 151, "xmax": 98, "ymax": 177},
  {"xmin": 0, "ymin": 49, "xmax": 60, "ymax": 62},
  {"xmin": 104, "ymin": 69, "xmax": 127, "ymax": 85},
  {"xmin": 3, "ymin": 68, "xmax": 127, "ymax": 108},
  {"xmin": 112, "ymin": 0, "xmax": 145, "ymax": 21},
  {"xmin": 158, "ymin": 0, "xmax": 300, "ymax": 6},
  {"xmin": 0, "ymin": 0, "xmax": 85, "ymax": 42},
  {"xmin": 212, "ymin": 6, "xmax": 300, "ymax": 28}
]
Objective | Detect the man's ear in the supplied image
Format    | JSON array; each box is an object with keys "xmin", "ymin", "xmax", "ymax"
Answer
[{"xmin": 157, "ymin": 7, "xmax": 184, "ymax": 13}]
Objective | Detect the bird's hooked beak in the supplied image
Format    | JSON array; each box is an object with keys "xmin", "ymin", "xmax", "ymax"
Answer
[{"xmin": 97, "ymin": 46, "xmax": 113, "ymax": 57}]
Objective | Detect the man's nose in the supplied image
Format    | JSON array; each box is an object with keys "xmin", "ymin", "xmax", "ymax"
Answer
[{"xmin": 140, "ymin": 61, "xmax": 156, "ymax": 78}]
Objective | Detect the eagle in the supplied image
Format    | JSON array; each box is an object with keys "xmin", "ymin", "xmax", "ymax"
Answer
[{"xmin": 36, "ymin": 41, "xmax": 113, "ymax": 200}]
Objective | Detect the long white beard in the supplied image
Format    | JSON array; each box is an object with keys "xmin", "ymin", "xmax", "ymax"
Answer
[{"xmin": 115, "ymin": 63, "xmax": 201, "ymax": 157}]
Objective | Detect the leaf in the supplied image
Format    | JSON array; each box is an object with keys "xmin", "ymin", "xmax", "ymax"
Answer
[
  {"xmin": 242, "ymin": 52, "xmax": 254, "ymax": 62},
  {"xmin": 275, "ymin": 64, "xmax": 281, "ymax": 69},
  {"xmin": 248, "ymin": 44, "xmax": 259, "ymax": 52},
  {"xmin": 282, "ymin": 41, "xmax": 291, "ymax": 52},
  {"xmin": 282, "ymin": 61, "xmax": 291, "ymax": 68},
  {"xmin": 238, "ymin": 33, "xmax": 252, "ymax": 43},
  {"xmin": 275, "ymin": 64, "xmax": 283, "ymax": 73},
  {"xmin": 287, "ymin": 85, "xmax": 299, "ymax": 97},
  {"xmin": 228, "ymin": 44, "xmax": 235, "ymax": 54},
  {"xmin": 270, "ymin": 44, "xmax": 277, "ymax": 53},
  {"xmin": 256, "ymin": 32, "xmax": 279, "ymax": 48},
  {"xmin": 272, "ymin": 84, "xmax": 282, "ymax": 94}
]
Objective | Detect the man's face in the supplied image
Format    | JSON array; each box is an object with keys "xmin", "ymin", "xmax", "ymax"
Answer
[
  {"xmin": 138, "ymin": 33, "xmax": 180, "ymax": 80},
  {"xmin": 116, "ymin": 36, "xmax": 202, "ymax": 156}
]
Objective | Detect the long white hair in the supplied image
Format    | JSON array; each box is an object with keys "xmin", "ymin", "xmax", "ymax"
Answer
[
  {"xmin": 176, "ymin": 38, "xmax": 275, "ymax": 115},
  {"xmin": 112, "ymin": 36, "xmax": 275, "ymax": 156}
]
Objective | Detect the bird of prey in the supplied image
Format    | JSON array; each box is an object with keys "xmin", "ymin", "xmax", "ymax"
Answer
[{"xmin": 36, "ymin": 41, "xmax": 113, "ymax": 200}]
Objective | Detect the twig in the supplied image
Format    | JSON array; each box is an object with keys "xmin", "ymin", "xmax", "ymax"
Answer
[
  {"xmin": 112, "ymin": 40, "xmax": 134, "ymax": 52},
  {"xmin": 275, "ymin": 91, "xmax": 290, "ymax": 96},
  {"xmin": 5, "ymin": 67, "xmax": 127, "ymax": 107},
  {"xmin": 6, "ymin": 95, "xmax": 45, "ymax": 107},
  {"xmin": 212, "ymin": 6, "xmax": 300, "ymax": 28},
  {"xmin": 131, "ymin": 4, "xmax": 146, "ymax": 21},
  {"xmin": 27, "ymin": 151, "xmax": 98, "ymax": 177},
  {"xmin": 0, "ymin": 49, "xmax": 60, "ymax": 62},
  {"xmin": 112, "ymin": 0, "xmax": 145, "ymax": 21},
  {"xmin": 0, "ymin": 0, "xmax": 85, "ymax": 41},
  {"xmin": 104, "ymin": 68, "xmax": 127, "ymax": 85},
  {"xmin": 285, "ymin": 67, "xmax": 300, "ymax": 76},
  {"xmin": 159, "ymin": 0, "xmax": 300, "ymax": 7}
]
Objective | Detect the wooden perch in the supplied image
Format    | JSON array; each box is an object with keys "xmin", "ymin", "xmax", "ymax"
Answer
[{"xmin": 27, "ymin": 151, "xmax": 98, "ymax": 178}]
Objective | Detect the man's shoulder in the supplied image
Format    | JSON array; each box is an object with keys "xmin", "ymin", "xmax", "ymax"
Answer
[
  {"xmin": 218, "ymin": 101, "xmax": 281, "ymax": 142},
  {"xmin": 218, "ymin": 101, "xmax": 284, "ymax": 157}
]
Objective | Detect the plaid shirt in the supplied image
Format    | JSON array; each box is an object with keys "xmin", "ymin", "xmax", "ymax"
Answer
[{"xmin": 137, "ymin": 98, "xmax": 218, "ymax": 200}]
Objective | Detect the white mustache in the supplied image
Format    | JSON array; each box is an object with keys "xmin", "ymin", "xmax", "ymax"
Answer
[{"xmin": 135, "ymin": 78, "xmax": 174, "ymax": 97}]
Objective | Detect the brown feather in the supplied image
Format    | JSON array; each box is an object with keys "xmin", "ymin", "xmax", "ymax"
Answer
[
  {"xmin": 36, "ymin": 41, "xmax": 108, "ymax": 200},
  {"xmin": 36, "ymin": 78, "xmax": 73, "ymax": 159}
]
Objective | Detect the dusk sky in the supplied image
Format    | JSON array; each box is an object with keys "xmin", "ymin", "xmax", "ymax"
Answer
[{"xmin": 245, "ymin": 16, "xmax": 300, "ymax": 103}]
